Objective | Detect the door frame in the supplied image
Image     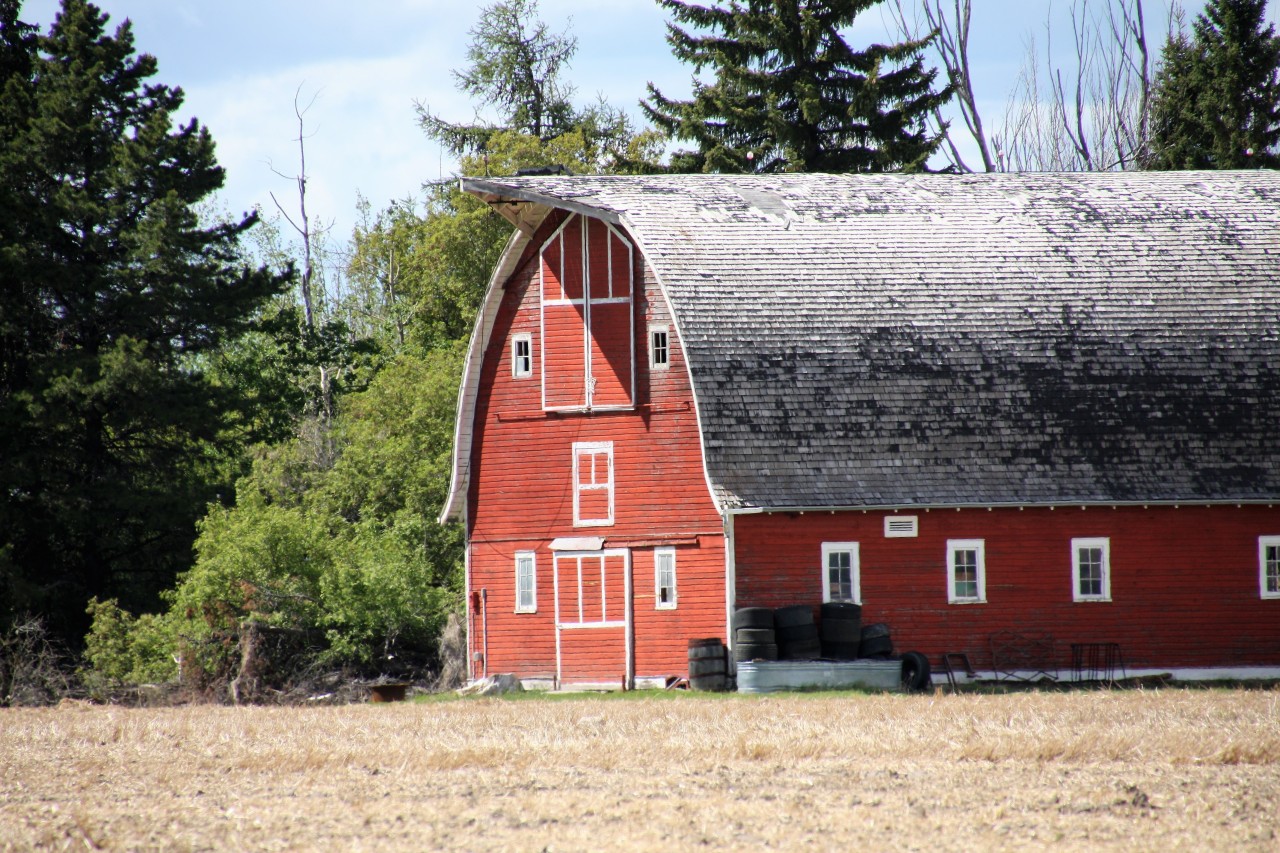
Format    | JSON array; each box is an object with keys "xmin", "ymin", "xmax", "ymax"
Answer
[{"xmin": 552, "ymin": 548, "xmax": 633, "ymax": 688}]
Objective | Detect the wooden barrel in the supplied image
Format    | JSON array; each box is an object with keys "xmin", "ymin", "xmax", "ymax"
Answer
[{"xmin": 688, "ymin": 638, "xmax": 728, "ymax": 691}]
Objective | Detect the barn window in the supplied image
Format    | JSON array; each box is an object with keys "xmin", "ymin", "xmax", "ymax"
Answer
[
  {"xmin": 540, "ymin": 214, "xmax": 635, "ymax": 411},
  {"xmin": 1260, "ymin": 537, "xmax": 1280, "ymax": 599},
  {"xmin": 655, "ymin": 547, "xmax": 677, "ymax": 609},
  {"xmin": 947, "ymin": 539, "xmax": 986, "ymax": 603},
  {"xmin": 515, "ymin": 551, "xmax": 537, "ymax": 613},
  {"xmin": 512, "ymin": 333, "xmax": 533, "ymax": 378},
  {"xmin": 572, "ymin": 441, "xmax": 614, "ymax": 527},
  {"xmin": 649, "ymin": 324, "xmax": 670, "ymax": 370},
  {"xmin": 821, "ymin": 542, "xmax": 861, "ymax": 604},
  {"xmin": 1071, "ymin": 537, "xmax": 1111, "ymax": 602}
]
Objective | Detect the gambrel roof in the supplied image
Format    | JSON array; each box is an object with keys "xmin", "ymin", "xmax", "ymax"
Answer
[{"xmin": 445, "ymin": 171, "xmax": 1280, "ymax": 518}]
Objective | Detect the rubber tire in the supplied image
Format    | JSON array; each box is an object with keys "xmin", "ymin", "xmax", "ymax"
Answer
[
  {"xmin": 900, "ymin": 651, "xmax": 931, "ymax": 692},
  {"xmin": 860, "ymin": 635, "xmax": 893, "ymax": 659},
  {"xmin": 820, "ymin": 618, "xmax": 861, "ymax": 643},
  {"xmin": 735, "ymin": 627, "xmax": 776, "ymax": 645},
  {"xmin": 774, "ymin": 605, "xmax": 816, "ymax": 628},
  {"xmin": 821, "ymin": 602, "xmax": 862, "ymax": 621},
  {"xmin": 734, "ymin": 642, "xmax": 778, "ymax": 663},
  {"xmin": 776, "ymin": 623, "xmax": 820, "ymax": 645},
  {"xmin": 821, "ymin": 640, "xmax": 860, "ymax": 660},
  {"xmin": 861, "ymin": 622, "xmax": 891, "ymax": 640},
  {"xmin": 779, "ymin": 639, "xmax": 822, "ymax": 661},
  {"xmin": 733, "ymin": 607, "xmax": 774, "ymax": 630}
]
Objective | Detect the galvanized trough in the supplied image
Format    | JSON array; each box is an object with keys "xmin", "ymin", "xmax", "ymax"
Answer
[{"xmin": 736, "ymin": 659, "xmax": 902, "ymax": 694}]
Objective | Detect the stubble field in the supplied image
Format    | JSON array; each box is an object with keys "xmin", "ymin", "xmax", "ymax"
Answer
[{"xmin": 1, "ymin": 688, "xmax": 1278, "ymax": 851}]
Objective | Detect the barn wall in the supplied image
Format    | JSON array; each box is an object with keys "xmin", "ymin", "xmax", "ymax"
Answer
[
  {"xmin": 733, "ymin": 505, "xmax": 1280, "ymax": 671},
  {"xmin": 466, "ymin": 214, "xmax": 726, "ymax": 682}
]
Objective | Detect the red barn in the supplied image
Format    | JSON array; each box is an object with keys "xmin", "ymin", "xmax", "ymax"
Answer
[{"xmin": 440, "ymin": 172, "xmax": 1280, "ymax": 688}]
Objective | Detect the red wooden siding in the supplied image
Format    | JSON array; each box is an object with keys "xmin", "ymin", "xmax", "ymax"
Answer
[
  {"xmin": 466, "ymin": 213, "xmax": 725, "ymax": 684},
  {"xmin": 539, "ymin": 214, "xmax": 634, "ymax": 412},
  {"xmin": 734, "ymin": 505, "xmax": 1280, "ymax": 670}
]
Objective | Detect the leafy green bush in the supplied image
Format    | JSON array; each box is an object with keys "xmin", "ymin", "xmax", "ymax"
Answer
[{"xmin": 82, "ymin": 598, "xmax": 178, "ymax": 686}]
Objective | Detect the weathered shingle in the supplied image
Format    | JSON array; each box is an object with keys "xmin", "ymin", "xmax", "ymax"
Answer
[{"xmin": 463, "ymin": 172, "xmax": 1280, "ymax": 510}]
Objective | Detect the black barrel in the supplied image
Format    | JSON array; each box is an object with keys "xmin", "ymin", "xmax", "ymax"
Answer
[{"xmin": 688, "ymin": 638, "xmax": 728, "ymax": 691}]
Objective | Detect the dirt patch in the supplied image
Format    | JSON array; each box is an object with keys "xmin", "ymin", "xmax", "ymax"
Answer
[{"xmin": 1, "ymin": 690, "xmax": 1277, "ymax": 850}]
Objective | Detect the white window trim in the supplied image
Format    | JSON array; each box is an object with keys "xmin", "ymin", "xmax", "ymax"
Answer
[
  {"xmin": 572, "ymin": 441, "xmax": 614, "ymax": 527},
  {"xmin": 1260, "ymin": 536, "xmax": 1280, "ymax": 600},
  {"xmin": 1071, "ymin": 537, "xmax": 1111, "ymax": 602},
  {"xmin": 515, "ymin": 551, "xmax": 537, "ymax": 613},
  {"xmin": 512, "ymin": 333, "xmax": 533, "ymax": 378},
  {"xmin": 655, "ymin": 547, "xmax": 677, "ymax": 610},
  {"xmin": 648, "ymin": 324, "xmax": 670, "ymax": 370},
  {"xmin": 946, "ymin": 539, "xmax": 987, "ymax": 604},
  {"xmin": 821, "ymin": 542, "xmax": 861, "ymax": 604}
]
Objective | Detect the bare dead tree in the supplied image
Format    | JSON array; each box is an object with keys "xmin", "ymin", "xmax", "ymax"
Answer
[
  {"xmin": 893, "ymin": 0, "xmax": 1152, "ymax": 172},
  {"xmin": 889, "ymin": 0, "xmax": 995, "ymax": 172},
  {"xmin": 996, "ymin": 0, "xmax": 1151, "ymax": 171},
  {"xmin": 269, "ymin": 85, "xmax": 335, "ymax": 421}
]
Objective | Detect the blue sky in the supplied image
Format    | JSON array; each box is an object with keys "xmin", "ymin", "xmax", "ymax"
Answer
[{"xmin": 18, "ymin": 1, "xmax": 1273, "ymax": 240}]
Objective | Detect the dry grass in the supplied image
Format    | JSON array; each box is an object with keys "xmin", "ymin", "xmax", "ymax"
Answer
[{"xmin": 2, "ymin": 689, "xmax": 1278, "ymax": 851}]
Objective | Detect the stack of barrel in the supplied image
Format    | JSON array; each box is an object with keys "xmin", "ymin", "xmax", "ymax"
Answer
[{"xmin": 731, "ymin": 607, "xmax": 777, "ymax": 662}]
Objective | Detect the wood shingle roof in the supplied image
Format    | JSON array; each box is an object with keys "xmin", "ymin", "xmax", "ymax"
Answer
[{"xmin": 459, "ymin": 171, "xmax": 1280, "ymax": 512}]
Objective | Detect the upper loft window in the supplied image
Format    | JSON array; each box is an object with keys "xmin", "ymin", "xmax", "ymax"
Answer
[
  {"xmin": 1261, "ymin": 536, "xmax": 1280, "ymax": 600},
  {"xmin": 540, "ymin": 214, "xmax": 635, "ymax": 411},
  {"xmin": 649, "ymin": 324, "xmax": 670, "ymax": 370},
  {"xmin": 1072, "ymin": 537, "xmax": 1111, "ymax": 602},
  {"xmin": 572, "ymin": 441, "xmax": 614, "ymax": 527},
  {"xmin": 512, "ymin": 333, "xmax": 532, "ymax": 378}
]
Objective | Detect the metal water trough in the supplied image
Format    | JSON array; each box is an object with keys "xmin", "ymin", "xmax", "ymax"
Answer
[{"xmin": 736, "ymin": 659, "xmax": 903, "ymax": 694}]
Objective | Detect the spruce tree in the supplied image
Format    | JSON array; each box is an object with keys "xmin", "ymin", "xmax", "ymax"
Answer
[
  {"xmin": 1146, "ymin": 0, "xmax": 1280, "ymax": 169},
  {"xmin": 644, "ymin": 0, "xmax": 952, "ymax": 173},
  {"xmin": 0, "ymin": 0, "xmax": 290, "ymax": 643}
]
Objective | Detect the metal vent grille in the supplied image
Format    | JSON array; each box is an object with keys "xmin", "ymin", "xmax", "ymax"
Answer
[{"xmin": 884, "ymin": 516, "xmax": 919, "ymax": 538}]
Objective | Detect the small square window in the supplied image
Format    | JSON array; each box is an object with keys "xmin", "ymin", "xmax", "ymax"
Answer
[
  {"xmin": 1071, "ymin": 537, "xmax": 1111, "ymax": 602},
  {"xmin": 655, "ymin": 548, "xmax": 677, "ymax": 610},
  {"xmin": 649, "ymin": 325, "xmax": 670, "ymax": 370},
  {"xmin": 515, "ymin": 551, "xmax": 536, "ymax": 613},
  {"xmin": 512, "ymin": 333, "xmax": 533, "ymax": 378},
  {"xmin": 821, "ymin": 542, "xmax": 861, "ymax": 604},
  {"xmin": 947, "ymin": 539, "xmax": 986, "ymax": 603},
  {"xmin": 1260, "ymin": 537, "xmax": 1280, "ymax": 600}
]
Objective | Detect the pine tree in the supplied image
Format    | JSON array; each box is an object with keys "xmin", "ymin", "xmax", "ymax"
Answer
[
  {"xmin": 0, "ymin": 0, "xmax": 290, "ymax": 643},
  {"xmin": 1146, "ymin": 0, "xmax": 1280, "ymax": 169},
  {"xmin": 644, "ymin": 0, "xmax": 952, "ymax": 173}
]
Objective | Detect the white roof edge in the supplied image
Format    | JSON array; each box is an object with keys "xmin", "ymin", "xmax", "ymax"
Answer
[{"xmin": 439, "ymin": 226, "xmax": 535, "ymax": 524}]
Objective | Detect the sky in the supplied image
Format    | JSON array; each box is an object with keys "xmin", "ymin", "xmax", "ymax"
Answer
[{"xmin": 18, "ymin": 0, "xmax": 1275, "ymax": 242}]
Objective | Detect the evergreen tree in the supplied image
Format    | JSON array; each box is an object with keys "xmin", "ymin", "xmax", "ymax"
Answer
[
  {"xmin": 416, "ymin": 0, "xmax": 646, "ymax": 173},
  {"xmin": 1146, "ymin": 0, "xmax": 1280, "ymax": 169},
  {"xmin": 644, "ymin": 0, "xmax": 952, "ymax": 173},
  {"xmin": 0, "ymin": 0, "xmax": 290, "ymax": 644}
]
